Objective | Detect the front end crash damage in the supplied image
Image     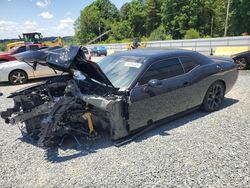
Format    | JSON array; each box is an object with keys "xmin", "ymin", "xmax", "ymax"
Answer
[{"xmin": 0, "ymin": 46, "xmax": 130, "ymax": 147}]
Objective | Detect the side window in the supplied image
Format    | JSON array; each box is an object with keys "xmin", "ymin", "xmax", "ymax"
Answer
[
  {"xmin": 29, "ymin": 45, "xmax": 39, "ymax": 51},
  {"xmin": 179, "ymin": 56, "xmax": 199, "ymax": 73},
  {"xmin": 139, "ymin": 58, "xmax": 184, "ymax": 85},
  {"xmin": 15, "ymin": 46, "xmax": 26, "ymax": 54}
]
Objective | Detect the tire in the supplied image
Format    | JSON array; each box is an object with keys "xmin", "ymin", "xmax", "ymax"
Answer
[
  {"xmin": 9, "ymin": 70, "xmax": 28, "ymax": 85},
  {"xmin": 202, "ymin": 81, "xmax": 225, "ymax": 112},
  {"xmin": 235, "ymin": 57, "xmax": 248, "ymax": 70}
]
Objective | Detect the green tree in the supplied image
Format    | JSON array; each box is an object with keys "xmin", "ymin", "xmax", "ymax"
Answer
[
  {"xmin": 74, "ymin": 0, "xmax": 119, "ymax": 43},
  {"xmin": 148, "ymin": 25, "xmax": 172, "ymax": 41},
  {"xmin": 204, "ymin": 0, "xmax": 228, "ymax": 37},
  {"xmin": 230, "ymin": 0, "xmax": 250, "ymax": 35},
  {"xmin": 145, "ymin": 0, "xmax": 163, "ymax": 36},
  {"xmin": 111, "ymin": 21, "xmax": 132, "ymax": 40},
  {"xmin": 184, "ymin": 28, "xmax": 200, "ymax": 39},
  {"xmin": 128, "ymin": 0, "xmax": 147, "ymax": 37},
  {"xmin": 161, "ymin": 0, "xmax": 229, "ymax": 39},
  {"xmin": 74, "ymin": 5, "xmax": 101, "ymax": 43},
  {"xmin": 120, "ymin": 3, "xmax": 131, "ymax": 20}
]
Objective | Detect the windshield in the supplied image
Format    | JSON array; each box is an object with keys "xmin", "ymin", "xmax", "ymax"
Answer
[
  {"xmin": 8, "ymin": 46, "xmax": 19, "ymax": 53},
  {"xmin": 98, "ymin": 55, "xmax": 145, "ymax": 90}
]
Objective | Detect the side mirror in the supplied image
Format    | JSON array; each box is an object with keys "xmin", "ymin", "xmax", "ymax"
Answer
[
  {"xmin": 144, "ymin": 79, "xmax": 163, "ymax": 92},
  {"xmin": 148, "ymin": 79, "xmax": 162, "ymax": 88}
]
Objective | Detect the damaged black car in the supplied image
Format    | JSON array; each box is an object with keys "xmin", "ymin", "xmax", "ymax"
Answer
[{"xmin": 0, "ymin": 46, "xmax": 238, "ymax": 147}]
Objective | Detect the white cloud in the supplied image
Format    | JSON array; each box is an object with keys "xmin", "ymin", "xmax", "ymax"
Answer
[
  {"xmin": 39, "ymin": 11, "xmax": 54, "ymax": 19},
  {"xmin": 58, "ymin": 18, "xmax": 74, "ymax": 30},
  {"xmin": 0, "ymin": 20, "xmax": 18, "ymax": 37},
  {"xmin": 24, "ymin": 21, "xmax": 37, "ymax": 26},
  {"xmin": 0, "ymin": 20, "xmax": 39, "ymax": 39},
  {"xmin": 36, "ymin": 0, "xmax": 51, "ymax": 8},
  {"xmin": 0, "ymin": 19, "xmax": 75, "ymax": 39}
]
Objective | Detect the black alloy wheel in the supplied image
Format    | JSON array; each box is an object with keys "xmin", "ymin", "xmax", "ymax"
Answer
[
  {"xmin": 236, "ymin": 58, "xmax": 248, "ymax": 70},
  {"xmin": 202, "ymin": 81, "xmax": 225, "ymax": 112}
]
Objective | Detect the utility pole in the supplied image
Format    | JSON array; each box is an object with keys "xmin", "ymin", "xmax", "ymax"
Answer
[
  {"xmin": 224, "ymin": 0, "xmax": 231, "ymax": 37},
  {"xmin": 98, "ymin": 20, "xmax": 101, "ymax": 42},
  {"xmin": 210, "ymin": 15, "xmax": 214, "ymax": 37}
]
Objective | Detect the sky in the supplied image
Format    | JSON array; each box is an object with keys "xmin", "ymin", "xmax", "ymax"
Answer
[{"xmin": 0, "ymin": 0, "xmax": 131, "ymax": 39}]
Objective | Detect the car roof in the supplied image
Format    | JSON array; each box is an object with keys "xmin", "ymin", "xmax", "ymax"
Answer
[
  {"xmin": 110, "ymin": 48, "xmax": 210, "ymax": 65},
  {"xmin": 112, "ymin": 48, "xmax": 196, "ymax": 57}
]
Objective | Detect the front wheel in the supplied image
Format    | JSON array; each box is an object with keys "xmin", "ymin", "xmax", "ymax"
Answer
[
  {"xmin": 9, "ymin": 70, "xmax": 28, "ymax": 85},
  {"xmin": 202, "ymin": 81, "xmax": 225, "ymax": 112}
]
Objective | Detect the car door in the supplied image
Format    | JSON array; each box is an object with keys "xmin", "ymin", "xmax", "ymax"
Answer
[{"xmin": 128, "ymin": 57, "xmax": 197, "ymax": 131}]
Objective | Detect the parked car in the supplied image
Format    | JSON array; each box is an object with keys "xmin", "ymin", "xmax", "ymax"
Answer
[
  {"xmin": 0, "ymin": 60, "xmax": 61, "ymax": 85},
  {"xmin": 0, "ymin": 44, "xmax": 40, "ymax": 63},
  {"xmin": 231, "ymin": 50, "xmax": 250, "ymax": 70},
  {"xmin": 0, "ymin": 47, "xmax": 238, "ymax": 147},
  {"xmin": 90, "ymin": 46, "xmax": 107, "ymax": 56}
]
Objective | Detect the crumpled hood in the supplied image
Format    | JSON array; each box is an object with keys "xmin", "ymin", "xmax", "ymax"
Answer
[{"xmin": 14, "ymin": 46, "xmax": 115, "ymax": 88}]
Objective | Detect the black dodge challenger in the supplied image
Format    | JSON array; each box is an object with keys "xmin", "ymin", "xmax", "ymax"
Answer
[{"xmin": 0, "ymin": 47, "xmax": 238, "ymax": 147}]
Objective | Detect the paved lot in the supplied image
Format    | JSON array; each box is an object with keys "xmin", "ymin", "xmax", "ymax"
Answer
[{"xmin": 0, "ymin": 71, "xmax": 249, "ymax": 187}]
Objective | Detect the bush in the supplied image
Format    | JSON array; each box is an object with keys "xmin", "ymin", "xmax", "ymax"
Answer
[
  {"xmin": 148, "ymin": 25, "xmax": 172, "ymax": 41},
  {"xmin": 148, "ymin": 26, "xmax": 165, "ymax": 41},
  {"xmin": 165, "ymin": 34, "xmax": 173, "ymax": 40},
  {"xmin": 184, "ymin": 28, "xmax": 200, "ymax": 39},
  {"xmin": 0, "ymin": 43, "xmax": 7, "ymax": 52}
]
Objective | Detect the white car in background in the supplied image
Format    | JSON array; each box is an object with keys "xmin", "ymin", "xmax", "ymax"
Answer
[{"xmin": 0, "ymin": 60, "xmax": 60, "ymax": 85}]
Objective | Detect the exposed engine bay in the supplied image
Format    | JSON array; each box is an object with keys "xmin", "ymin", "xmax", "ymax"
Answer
[{"xmin": 1, "ymin": 46, "xmax": 130, "ymax": 147}]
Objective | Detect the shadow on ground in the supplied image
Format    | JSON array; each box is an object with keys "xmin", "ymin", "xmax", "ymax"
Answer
[{"xmin": 20, "ymin": 98, "xmax": 238, "ymax": 163}]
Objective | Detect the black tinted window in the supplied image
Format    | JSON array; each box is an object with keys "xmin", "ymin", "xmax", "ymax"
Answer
[
  {"xmin": 140, "ymin": 58, "xmax": 184, "ymax": 84},
  {"xmin": 15, "ymin": 46, "xmax": 26, "ymax": 53},
  {"xmin": 29, "ymin": 45, "xmax": 39, "ymax": 50},
  {"xmin": 179, "ymin": 56, "xmax": 199, "ymax": 73}
]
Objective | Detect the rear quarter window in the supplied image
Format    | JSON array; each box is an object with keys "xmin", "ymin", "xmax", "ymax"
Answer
[{"xmin": 179, "ymin": 56, "xmax": 199, "ymax": 73}]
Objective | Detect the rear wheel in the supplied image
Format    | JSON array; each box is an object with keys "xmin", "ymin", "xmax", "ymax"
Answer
[
  {"xmin": 9, "ymin": 70, "xmax": 28, "ymax": 85},
  {"xmin": 202, "ymin": 81, "xmax": 225, "ymax": 112},
  {"xmin": 235, "ymin": 57, "xmax": 248, "ymax": 70}
]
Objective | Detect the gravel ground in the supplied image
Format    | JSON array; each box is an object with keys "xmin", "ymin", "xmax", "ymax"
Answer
[{"xmin": 0, "ymin": 71, "xmax": 249, "ymax": 188}]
